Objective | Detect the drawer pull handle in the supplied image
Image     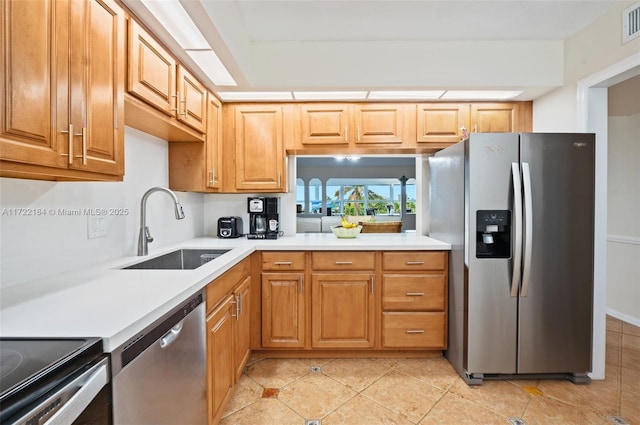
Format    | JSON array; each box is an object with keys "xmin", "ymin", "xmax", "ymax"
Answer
[
  {"xmin": 335, "ymin": 261, "xmax": 353, "ymax": 265},
  {"xmin": 406, "ymin": 261, "xmax": 425, "ymax": 265},
  {"xmin": 274, "ymin": 261, "xmax": 293, "ymax": 265},
  {"xmin": 405, "ymin": 292, "xmax": 424, "ymax": 296},
  {"xmin": 406, "ymin": 329, "xmax": 425, "ymax": 334}
]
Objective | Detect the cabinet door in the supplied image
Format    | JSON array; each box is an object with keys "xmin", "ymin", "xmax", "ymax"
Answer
[
  {"xmin": 1, "ymin": 0, "xmax": 65, "ymax": 168},
  {"xmin": 471, "ymin": 103, "xmax": 517, "ymax": 133},
  {"xmin": 311, "ymin": 273, "xmax": 375, "ymax": 348},
  {"xmin": 176, "ymin": 64, "xmax": 207, "ymax": 133},
  {"xmin": 234, "ymin": 106, "xmax": 285, "ymax": 191},
  {"xmin": 261, "ymin": 272, "xmax": 305, "ymax": 348},
  {"xmin": 354, "ymin": 104, "xmax": 405, "ymax": 144},
  {"xmin": 416, "ymin": 103, "xmax": 469, "ymax": 143},
  {"xmin": 206, "ymin": 94, "xmax": 222, "ymax": 189},
  {"xmin": 71, "ymin": 0, "xmax": 124, "ymax": 175},
  {"xmin": 206, "ymin": 294, "xmax": 235, "ymax": 425},
  {"xmin": 127, "ymin": 20, "xmax": 176, "ymax": 116},
  {"xmin": 299, "ymin": 104, "xmax": 351, "ymax": 145},
  {"xmin": 233, "ymin": 276, "xmax": 251, "ymax": 381}
]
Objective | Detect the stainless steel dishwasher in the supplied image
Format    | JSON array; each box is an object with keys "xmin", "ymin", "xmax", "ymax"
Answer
[{"xmin": 111, "ymin": 291, "xmax": 206, "ymax": 425}]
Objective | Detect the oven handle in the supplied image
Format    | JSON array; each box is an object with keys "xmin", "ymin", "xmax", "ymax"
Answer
[{"xmin": 35, "ymin": 358, "xmax": 109, "ymax": 425}]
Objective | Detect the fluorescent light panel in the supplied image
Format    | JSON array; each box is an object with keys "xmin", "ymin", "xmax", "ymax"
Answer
[
  {"xmin": 214, "ymin": 90, "xmax": 525, "ymax": 101},
  {"xmin": 294, "ymin": 91, "xmax": 368, "ymax": 100},
  {"xmin": 187, "ymin": 50, "xmax": 237, "ymax": 86},
  {"xmin": 216, "ymin": 92, "xmax": 293, "ymax": 101},
  {"xmin": 141, "ymin": 0, "xmax": 209, "ymax": 49},
  {"xmin": 368, "ymin": 90, "xmax": 444, "ymax": 100},
  {"xmin": 441, "ymin": 90, "xmax": 523, "ymax": 100}
]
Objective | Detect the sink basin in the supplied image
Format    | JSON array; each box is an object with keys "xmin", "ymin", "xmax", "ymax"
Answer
[{"xmin": 122, "ymin": 249, "xmax": 231, "ymax": 270}]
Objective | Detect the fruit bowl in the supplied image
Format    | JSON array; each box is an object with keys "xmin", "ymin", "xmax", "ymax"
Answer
[{"xmin": 331, "ymin": 225, "xmax": 362, "ymax": 239}]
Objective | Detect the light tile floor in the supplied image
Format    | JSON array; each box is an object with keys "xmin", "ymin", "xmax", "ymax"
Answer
[{"xmin": 221, "ymin": 316, "xmax": 639, "ymax": 425}]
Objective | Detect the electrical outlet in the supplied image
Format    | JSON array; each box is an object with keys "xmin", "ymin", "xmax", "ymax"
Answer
[{"xmin": 88, "ymin": 216, "xmax": 107, "ymax": 239}]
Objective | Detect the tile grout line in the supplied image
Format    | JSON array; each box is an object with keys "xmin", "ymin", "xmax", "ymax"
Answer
[{"xmin": 311, "ymin": 360, "xmax": 396, "ymax": 421}]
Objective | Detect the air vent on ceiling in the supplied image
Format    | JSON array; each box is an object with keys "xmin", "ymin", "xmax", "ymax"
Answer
[{"xmin": 623, "ymin": 1, "xmax": 640, "ymax": 44}]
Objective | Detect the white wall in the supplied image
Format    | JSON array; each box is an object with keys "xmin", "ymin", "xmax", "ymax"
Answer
[
  {"xmin": 607, "ymin": 109, "xmax": 640, "ymax": 323},
  {"xmin": 533, "ymin": 1, "xmax": 640, "ymax": 131},
  {"xmin": 0, "ymin": 127, "xmax": 204, "ymax": 288}
]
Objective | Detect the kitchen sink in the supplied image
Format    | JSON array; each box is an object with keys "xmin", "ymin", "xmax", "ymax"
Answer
[{"xmin": 122, "ymin": 249, "xmax": 231, "ymax": 270}]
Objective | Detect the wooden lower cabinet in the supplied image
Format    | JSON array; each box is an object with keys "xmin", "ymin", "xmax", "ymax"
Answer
[
  {"xmin": 205, "ymin": 257, "xmax": 252, "ymax": 425},
  {"xmin": 257, "ymin": 250, "xmax": 448, "ymax": 354},
  {"xmin": 233, "ymin": 276, "xmax": 251, "ymax": 381},
  {"xmin": 380, "ymin": 251, "xmax": 448, "ymax": 350},
  {"xmin": 206, "ymin": 294, "xmax": 235, "ymax": 425},
  {"xmin": 261, "ymin": 272, "xmax": 305, "ymax": 348},
  {"xmin": 311, "ymin": 272, "xmax": 375, "ymax": 349}
]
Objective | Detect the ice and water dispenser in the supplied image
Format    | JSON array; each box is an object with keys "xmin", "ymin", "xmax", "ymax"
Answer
[{"xmin": 476, "ymin": 210, "xmax": 511, "ymax": 258}]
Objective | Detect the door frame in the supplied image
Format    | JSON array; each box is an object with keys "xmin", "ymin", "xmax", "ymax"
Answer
[{"xmin": 577, "ymin": 52, "xmax": 640, "ymax": 380}]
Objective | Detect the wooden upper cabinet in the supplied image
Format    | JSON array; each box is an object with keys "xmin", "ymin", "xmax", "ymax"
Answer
[
  {"xmin": 416, "ymin": 103, "xmax": 469, "ymax": 143},
  {"xmin": 1, "ymin": 0, "xmax": 62, "ymax": 169},
  {"xmin": 471, "ymin": 103, "xmax": 518, "ymax": 133},
  {"xmin": 234, "ymin": 105, "xmax": 285, "ymax": 192},
  {"xmin": 354, "ymin": 104, "xmax": 406, "ymax": 144},
  {"xmin": 127, "ymin": 19, "xmax": 176, "ymax": 116},
  {"xmin": 1, "ymin": 0, "xmax": 124, "ymax": 180},
  {"xmin": 299, "ymin": 104, "xmax": 350, "ymax": 145},
  {"xmin": 206, "ymin": 95, "xmax": 222, "ymax": 189},
  {"xmin": 297, "ymin": 103, "xmax": 408, "ymax": 146},
  {"xmin": 126, "ymin": 19, "xmax": 207, "ymax": 136},
  {"xmin": 176, "ymin": 65, "xmax": 207, "ymax": 133},
  {"xmin": 168, "ymin": 93, "xmax": 222, "ymax": 192},
  {"xmin": 74, "ymin": 0, "xmax": 125, "ymax": 176}
]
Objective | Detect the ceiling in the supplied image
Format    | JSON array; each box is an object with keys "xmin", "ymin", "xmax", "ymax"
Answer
[{"xmin": 126, "ymin": 0, "xmax": 622, "ymax": 101}]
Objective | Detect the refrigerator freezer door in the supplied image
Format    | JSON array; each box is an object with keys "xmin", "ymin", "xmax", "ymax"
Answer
[
  {"xmin": 466, "ymin": 133, "xmax": 520, "ymax": 375},
  {"xmin": 518, "ymin": 133, "xmax": 594, "ymax": 374}
]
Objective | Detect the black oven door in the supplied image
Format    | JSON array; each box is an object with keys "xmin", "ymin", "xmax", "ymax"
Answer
[{"xmin": 2, "ymin": 357, "xmax": 110, "ymax": 425}]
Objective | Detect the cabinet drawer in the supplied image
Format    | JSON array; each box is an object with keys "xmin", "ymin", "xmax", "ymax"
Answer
[
  {"xmin": 311, "ymin": 251, "xmax": 375, "ymax": 270},
  {"xmin": 382, "ymin": 274, "xmax": 446, "ymax": 311},
  {"xmin": 261, "ymin": 252, "xmax": 306, "ymax": 271},
  {"xmin": 382, "ymin": 251, "xmax": 447, "ymax": 271},
  {"xmin": 382, "ymin": 312, "xmax": 446, "ymax": 348}
]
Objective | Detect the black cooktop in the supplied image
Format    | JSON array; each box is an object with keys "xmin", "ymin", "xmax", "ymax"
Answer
[{"xmin": 0, "ymin": 337, "xmax": 103, "ymax": 421}]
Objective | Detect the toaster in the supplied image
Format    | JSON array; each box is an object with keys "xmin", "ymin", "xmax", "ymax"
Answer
[{"xmin": 217, "ymin": 216, "xmax": 243, "ymax": 238}]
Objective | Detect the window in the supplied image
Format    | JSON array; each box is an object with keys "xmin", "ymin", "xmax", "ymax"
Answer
[{"xmin": 301, "ymin": 179, "xmax": 416, "ymax": 216}]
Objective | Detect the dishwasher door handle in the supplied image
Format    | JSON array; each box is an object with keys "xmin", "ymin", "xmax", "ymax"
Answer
[{"xmin": 160, "ymin": 322, "xmax": 184, "ymax": 348}]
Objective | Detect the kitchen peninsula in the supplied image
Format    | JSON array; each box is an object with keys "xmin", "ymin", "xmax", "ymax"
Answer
[{"xmin": 0, "ymin": 233, "xmax": 449, "ymax": 424}]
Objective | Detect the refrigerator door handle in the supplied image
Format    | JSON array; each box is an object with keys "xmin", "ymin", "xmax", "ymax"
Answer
[
  {"xmin": 521, "ymin": 162, "xmax": 534, "ymax": 297},
  {"xmin": 510, "ymin": 162, "xmax": 523, "ymax": 297}
]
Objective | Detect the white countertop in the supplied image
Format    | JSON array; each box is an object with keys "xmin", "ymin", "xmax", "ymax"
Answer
[{"xmin": 0, "ymin": 234, "xmax": 449, "ymax": 352}]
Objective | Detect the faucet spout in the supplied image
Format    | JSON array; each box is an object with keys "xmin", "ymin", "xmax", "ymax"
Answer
[{"xmin": 138, "ymin": 187, "xmax": 186, "ymax": 256}]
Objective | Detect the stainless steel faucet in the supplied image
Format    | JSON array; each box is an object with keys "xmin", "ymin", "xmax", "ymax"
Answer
[{"xmin": 138, "ymin": 187, "xmax": 186, "ymax": 256}]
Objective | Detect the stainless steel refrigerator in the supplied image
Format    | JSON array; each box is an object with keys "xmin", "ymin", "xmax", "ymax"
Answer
[{"xmin": 429, "ymin": 133, "xmax": 594, "ymax": 385}]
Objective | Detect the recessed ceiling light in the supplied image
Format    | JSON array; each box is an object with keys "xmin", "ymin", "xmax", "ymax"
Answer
[
  {"xmin": 293, "ymin": 91, "xmax": 368, "ymax": 100},
  {"xmin": 367, "ymin": 90, "xmax": 444, "ymax": 100},
  {"xmin": 441, "ymin": 91, "xmax": 523, "ymax": 100},
  {"xmin": 216, "ymin": 92, "xmax": 293, "ymax": 101},
  {"xmin": 141, "ymin": 0, "xmax": 209, "ymax": 49},
  {"xmin": 186, "ymin": 51, "xmax": 237, "ymax": 86}
]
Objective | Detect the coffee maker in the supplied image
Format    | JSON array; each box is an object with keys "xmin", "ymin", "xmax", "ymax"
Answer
[{"xmin": 247, "ymin": 197, "xmax": 279, "ymax": 239}]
